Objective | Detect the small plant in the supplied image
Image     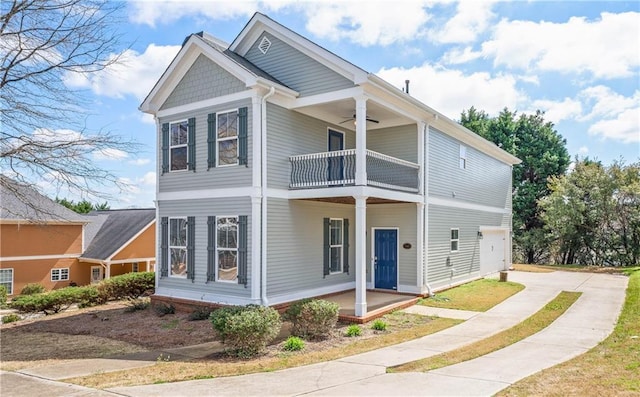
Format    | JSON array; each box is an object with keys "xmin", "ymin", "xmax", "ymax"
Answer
[
  {"xmin": 0, "ymin": 285, "xmax": 7, "ymax": 309},
  {"xmin": 161, "ymin": 318, "xmax": 180, "ymax": 329},
  {"xmin": 153, "ymin": 303, "xmax": 175, "ymax": 317},
  {"xmin": 283, "ymin": 299, "xmax": 339, "ymax": 340},
  {"xmin": 2, "ymin": 313, "xmax": 20, "ymax": 324},
  {"xmin": 124, "ymin": 297, "xmax": 150, "ymax": 313},
  {"xmin": 156, "ymin": 353, "xmax": 171, "ymax": 362},
  {"xmin": 282, "ymin": 336, "xmax": 305, "ymax": 352},
  {"xmin": 345, "ymin": 324, "xmax": 362, "ymax": 337},
  {"xmin": 20, "ymin": 283, "xmax": 45, "ymax": 295},
  {"xmin": 371, "ymin": 319, "xmax": 388, "ymax": 331},
  {"xmin": 188, "ymin": 307, "xmax": 212, "ymax": 321}
]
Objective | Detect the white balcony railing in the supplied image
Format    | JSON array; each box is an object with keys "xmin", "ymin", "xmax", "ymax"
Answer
[{"xmin": 289, "ymin": 149, "xmax": 420, "ymax": 193}]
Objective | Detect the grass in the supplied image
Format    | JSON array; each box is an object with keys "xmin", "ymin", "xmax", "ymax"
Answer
[
  {"xmin": 65, "ymin": 314, "xmax": 461, "ymax": 389},
  {"xmin": 419, "ymin": 278, "xmax": 525, "ymax": 312},
  {"xmin": 498, "ymin": 267, "xmax": 640, "ymax": 396},
  {"xmin": 390, "ymin": 291, "xmax": 581, "ymax": 373},
  {"xmin": 513, "ymin": 263, "xmax": 636, "ymax": 274}
]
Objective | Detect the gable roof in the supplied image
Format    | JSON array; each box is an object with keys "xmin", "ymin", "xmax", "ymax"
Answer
[
  {"xmin": 81, "ymin": 209, "xmax": 155, "ymax": 261},
  {"xmin": 0, "ymin": 176, "xmax": 87, "ymax": 223}
]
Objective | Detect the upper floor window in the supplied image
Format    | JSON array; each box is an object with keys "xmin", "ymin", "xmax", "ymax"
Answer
[
  {"xmin": 459, "ymin": 145, "xmax": 467, "ymax": 169},
  {"xmin": 217, "ymin": 110, "xmax": 238, "ymax": 166},
  {"xmin": 450, "ymin": 228, "xmax": 460, "ymax": 252},
  {"xmin": 169, "ymin": 218, "xmax": 187, "ymax": 278},
  {"xmin": 170, "ymin": 120, "xmax": 188, "ymax": 171}
]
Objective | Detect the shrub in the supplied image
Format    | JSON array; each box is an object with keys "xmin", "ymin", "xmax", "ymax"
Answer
[
  {"xmin": 210, "ymin": 305, "xmax": 282, "ymax": 358},
  {"xmin": 0, "ymin": 285, "xmax": 7, "ymax": 309},
  {"xmin": 282, "ymin": 336, "xmax": 305, "ymax": 351},
  {"xmin": 345, "ymin": 324, "xmax": 362, "ymax": 337},
  {"xmin": 188, "ymin": 307, "xmax": 212, "ymax": 321},
  {"xmin": 97, "ymin": 272, "xmax": 155, "ymax": 301},
  {"xmin": 2, "ymin": 313, "xmax": 20, "ymax": 324},
  {"xmin": 124, "ymin": 297, "xmax": 150, "ymax": 313},
  {"xmin": 75, "ymin": 286, "xmax": 104, "ymax": 308},
  {"xmin": 20, "ymin": 283, "xmax": 45, "ymax": 295},
  {"xmin": 371, "ymin": 319, "xmax": 388, "ymax": 331},
  {"xmin": 283, "ymin": 299, "xmax": 339, "ymax": 340},
  {"xmin": 153, "ymin": 303, "xmax": 175, "ymax": 316},
  {"xmin": 10, "ymin": 286, "xmax": 101, "ymax": 314}
]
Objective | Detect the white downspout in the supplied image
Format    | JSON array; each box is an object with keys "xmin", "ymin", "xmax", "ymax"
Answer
[{"xmin": 261, "ymin": 87, "xmax": 276, "ymax": 306}]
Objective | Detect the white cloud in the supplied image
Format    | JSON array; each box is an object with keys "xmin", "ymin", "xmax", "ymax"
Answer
[
  {"xmin": 588, "ymin": 108, "xmax": 640, "ymax": 144},
  {"xmin": 128, "ymin": 0, "xmax": 259, "ymax": 27},
  {"xmin": 574, "ymin": 86, "xmax": 640, "ymax": 143},
  {"xmin": 531, "ymin": 97, "xmax": 583, "ymax": 124},
  {"xmin": 140, "ymin": 172, "xmax": 156, "ymax": 186},
  {"xmin": 579, "ymin": 86, "xmax": 639, "ymax": 121},
  {"xmin": 64, "ymin": 44, "xmax": 181, "ymax": 101},
  {"xmin": 303, "ymin": 1, "xmax": 432, "ymax": 46},
  {"xmin": 431, "ymin": 1, "xmax": 496, "ymax": 44},
  {"xmin": 140, "ymin": 113, "xmax": 155, "ymax": 125},
  {"xmin": 92, "ymin": 148, "xmax": 128, "ymax": 161},
  {"xmin": 441, "ymin": 46, "xmax": 483, "ymax": 64},
  {"xmin": 481, "ymin": 12, "xmax": 640, "ymax": 78},
  {"xmin": 128, "ymin": 158, "xmax": 151, "ymax": 166},
  {"xmin": 377, "ymin": 63, "xmax": 523, "ymax": 119},
  {"xmin": 578, "ymin": 146, "xmax": 589, "ymax": 155}
]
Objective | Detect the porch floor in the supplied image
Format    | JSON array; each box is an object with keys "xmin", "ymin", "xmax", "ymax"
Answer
[{"xmin": 323, "ymin": 290, "xmax": 420, "ymax": 324}]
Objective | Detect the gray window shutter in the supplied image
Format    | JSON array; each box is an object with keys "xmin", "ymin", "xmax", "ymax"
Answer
[
  {"xmin": 161, "ymin": 123, "xmax": 169, "ymax": 174},
  {"xmin": 238, "ymin": 107, "xmax": 248, "ymax": 166},
  {"xmin": 187, "ymin": 216, "xmax": 195, "ymax": 282},
  {"xmin": 207, "ymin": 216, "xmax": 216, "ymax": 282},
  {"xmin": 343, "ymin": 218, "xmax": 349, "ymax": 274},
  {"xmin": 207, "ymin": 113, "xmax": 216, "ymax": 169},
  {"xmin": 238, "ymin": 215, "xmax": 248, "ymax": 286},
  {"xmin": 187, "ymin": 117, "xmax": 196, "ymax": 171},
  {"xmin": 160, "ymin": 217, "xmax": 168, "ymax": 278},
  {"xmin": 323, "ymin": 217, "xmax": 330, "ymax": 278}
]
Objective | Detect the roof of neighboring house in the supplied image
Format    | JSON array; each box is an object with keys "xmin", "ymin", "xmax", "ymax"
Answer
[
  {"xmin": 81, "ymin": 209, "xmax": 155, "ymax": 261},
  {"xmin": 0, "ymin": 176, "xmax": 87, "ymax": 223}
]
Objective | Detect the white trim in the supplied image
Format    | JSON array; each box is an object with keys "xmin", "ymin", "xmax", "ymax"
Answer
[
  {"xmin": 0, "ymin": 219, "xmax": 87, "ymax": 225},
  {"xmin": 157, "ymin": 91, "xmax": 254, "ymax": 119},
  {"xmin": 328, "ymin": 218, "xmax": 345, "ymax": 274},
  {"xmin": 158, "ymin": 187, "xmax": 259, "ymax": 201},
  {"xmin": 155, "ymin": 287, "xmax": 261, "ymax": 306},
  {"xmin": 1, "ymin": 253, "xmax": 80, "ymax": 262},
  {"xmin": 267, "ymin": 282, "xmax": 355, "ymax": 306},
  {"xmin": 79, "ymin": 257, "xmax": 156, "ymax": 265},
  {"xmin": 459, "ymin": 144, "xmax": 467, "ymax": 170},
  {"xmin": 90, "ymin": 265, "xmax": 104, "ymax": 284},
  {"xmin": 371, "ymin": 227, "xmax": 400, "ymax": 291},
  {"xmin": 0, "ymin": 268, "xmax": 14, "ymax": 295},
  {"xmin": 250, "ymin": 197, "xmax": 261, "ymax": 300},
  {"xmin": 450, "ymin": 228, "xmax": 460, "ymax": 253},
  {"xmin": 168, "ymin": 119, "xmax": 189, "ymax": 172},
  {"xmin": 105, "ymin": 220, "xmax": 155, "ymax": 262},
  {"xmin": 51, "ymin": 267, "xmax": 70, "ymax": 281},
  {"xmin": 291, "ymin": 87, "xmax": 364, "ymax": 109},
  {"xmin": 428, "ymin": 196, "xmax": 510, "ymax": 214}
]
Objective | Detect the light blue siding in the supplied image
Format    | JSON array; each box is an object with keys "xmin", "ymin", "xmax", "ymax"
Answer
[
  {"xmin": 161, "ymin": 54, "xmax": 247, "ymax": 110},
  {"xmin": 368, "ymin": 125, "xmax": 418, "ymax": 163},
  {"xmin": 158, "ymin": 98, "xmax": 253, "ymax": 192},
  {"xmin": 428, "ymin": 127, "xmax": 511, "ymax": 209},
  {"xmin": 244, "ymin": 32, "xmax": 355, "ymax": 96},
  {"xmin": 157, "ymin": 198, "xmax": 252, "ymax": 298}
]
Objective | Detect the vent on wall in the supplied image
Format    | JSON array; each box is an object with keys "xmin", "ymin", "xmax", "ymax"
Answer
[{"xmin": 258, "ymin": 36, "xmax": 271, "ymax": 54}]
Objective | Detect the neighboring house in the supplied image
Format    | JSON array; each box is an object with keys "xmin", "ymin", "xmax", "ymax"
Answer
[
  {"xmin": 140, "ymin": 13, "xmax": 520, "ymax": 317},
  {"xmin": 0, "ymin": 177, "xmax": 156, "ymax": 295}
]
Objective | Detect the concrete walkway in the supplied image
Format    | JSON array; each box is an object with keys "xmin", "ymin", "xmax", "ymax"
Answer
[{"xmin": 1, "ymin": 271, "xmax": 628, "ymax": 396}]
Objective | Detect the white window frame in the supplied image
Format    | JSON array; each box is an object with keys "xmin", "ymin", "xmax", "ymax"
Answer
[
  {"xmin": 329, "ymin": 218, "xmax": 344, "ymax": 274},
  {"xmin": 216, "ymin": 215, "xmax": 239, "ymax": 283},
  {"xmin": 170, "ymin": 119, "xmax": 189, "ymax": 172},
  {"xmin": 216, "ymin": 109, "xmax": 239, "ymax": 167},
  {"xmin": 459, "ymin": 145, "xmax": 467, "ymax": 170},
  {"xmin": 51, "ymin": 267, "xmax": 70, "ymax": 281},
  {"xmin": 0, "ymin": 268, "xmax": 14, "ymax": 295},
  {"xmin": 168, "ymin": 217, "xmax": 188, "ymax": 278},
  {"xmin": 450, "ymin": 228, "xmax": 460, "ymax": 253}
]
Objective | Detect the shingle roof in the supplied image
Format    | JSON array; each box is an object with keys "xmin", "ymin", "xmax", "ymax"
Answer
[
  {"xmin": 81, "ymin": 209, "xmax": 155, "ymax": 260},
  {"xmin": 0, "ymin": 176, "xmax": 87, "ymax": 223}
]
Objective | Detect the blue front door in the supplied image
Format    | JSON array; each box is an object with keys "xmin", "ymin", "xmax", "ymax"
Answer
[{"xmin": 374, "ymin": 229, "xmax": 398, "ymax": 290}]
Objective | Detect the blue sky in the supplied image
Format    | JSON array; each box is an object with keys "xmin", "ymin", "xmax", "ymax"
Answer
[{"xmin": 64, "ymin": 1, "xmax": 639, "ymax": 208}]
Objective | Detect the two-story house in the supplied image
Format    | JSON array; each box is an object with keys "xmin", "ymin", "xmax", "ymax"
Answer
[{"xmin": 140, "ymin": 13, "xmax": 520, "ymax": 318}]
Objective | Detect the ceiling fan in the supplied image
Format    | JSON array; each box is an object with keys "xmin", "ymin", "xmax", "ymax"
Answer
[{"xmin": 339, "ymin": 114, "xmax": 379, "ymax": 124}]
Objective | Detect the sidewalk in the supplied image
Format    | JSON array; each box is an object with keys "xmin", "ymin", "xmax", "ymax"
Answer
[{"xmin": 104, "ymin": 271, "xmax": 627, "ymax": 396}]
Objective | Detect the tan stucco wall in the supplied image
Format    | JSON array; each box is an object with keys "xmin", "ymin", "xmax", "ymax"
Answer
[
  {"xmin": 0, "ymin": 224, "xmax": 83, "ymax": 257},
  {"xmin": 0, "ymin": 258, "xmax": 90, "ymax": 295},
  {"xmin": 111, "ymin": 222, "xmax": 156, "ymax": 261}
]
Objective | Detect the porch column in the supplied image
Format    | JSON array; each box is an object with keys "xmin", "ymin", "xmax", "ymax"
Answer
[
  {"xmin": 416, "ymin": 202, "xmax": 425, "ymax": 291},
  {"xmin": 355, "ymin": 96, "xmax": 368, "ymax": 186},
  {"xmin": 354, "ymin": 195, "xmax": 368, "ymax": 317},
  {"xmin": 105, "ymin": 262, "xmax": 111, "ymax": 279}
]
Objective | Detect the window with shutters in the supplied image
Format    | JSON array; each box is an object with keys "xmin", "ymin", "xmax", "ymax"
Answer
[
  {"xmin": 217, "ymin": 110, "xmax": 239, "ymax": 166},
  {"xmin": 169, "ymin": 218, "xmax": 187, "ymax": 278},
  {"xmin": 217, "ymin": 216, "xmax": 238, "ymax": 282},
  {"xmin": 329, "ymin": 218, "xmax": 343, "ymax": 273},
  {"xmin": 170, "ymin": 120, "xmax": 188, "ymax": 171},
  {"xmin": 51, "ymin": 268, "xmax": 69, "ymax": 281}
]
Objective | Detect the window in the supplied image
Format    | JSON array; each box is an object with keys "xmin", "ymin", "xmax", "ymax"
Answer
[
  {"xmin": 170, "ymin": 120, "xmax": 188, "ymax": 171},
  {"xmin": 0, "ymin": 269, "xmax": 13, "ymax": 295},
  {"xmin": 51, "ymin": 268, "xmax": 69, "ymax": 281},
  {"xmin": 169, "ymin": 218, "xmax": 187, "ymax": 278},
  {"xmin": 450, "ymin": 228, "xmax": 460, "ymax": 252},
  {"xmin": 459, "ymin": 145, "xmax": 467, "ymax": 169},
  {"xmin": 217, "ymin": 110, "xmax": 238, "ymax": 166},
  {"xmin": 132, "ymin": 262, "xmax": 139, "ymax": 272},
  {"xmin": 217, "ymin": 216, "xmax": 238, "ymax": 282},
  {"xmin": 329, "ymin": 219, "xmax": 344, "ymax": 273}
]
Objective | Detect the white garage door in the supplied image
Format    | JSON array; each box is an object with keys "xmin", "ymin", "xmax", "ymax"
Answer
[{"xmin": 480, "ymin": 229, "xmax": 507, "ymax": 276}]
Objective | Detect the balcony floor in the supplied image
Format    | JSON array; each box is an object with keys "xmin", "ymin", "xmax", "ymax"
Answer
[{"xmin": 300, "ymin": 197, "xmax": 407, "ymax": 205}]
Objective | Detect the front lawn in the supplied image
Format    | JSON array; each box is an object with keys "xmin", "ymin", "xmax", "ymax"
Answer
[{"xmin": 419, "ymin": 278, "xmax": 525, "ymax": 312}]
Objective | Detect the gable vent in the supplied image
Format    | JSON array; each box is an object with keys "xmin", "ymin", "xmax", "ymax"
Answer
[{"xmin": 258, "ymin": 36, "xmax": 271, "ymax": 54}]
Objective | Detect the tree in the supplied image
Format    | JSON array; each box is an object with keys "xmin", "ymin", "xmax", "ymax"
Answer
[
  {"xmin": 55, "ymin": 197, "xmax": 110, "ymax": 214},
  {"xmin": 460, "ymin": 108, "xmax": 570, "ymax": 264},
  {"xmin": 0, "ymin": 0, "xmax": 135, "ymax": 214}
]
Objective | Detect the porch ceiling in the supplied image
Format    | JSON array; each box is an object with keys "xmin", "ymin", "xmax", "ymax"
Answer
[
  {"xmin": 300, "ymin": 197, "xmax": 407, "ymax": 205},
  {"xmin": 294, "ymin": 98, "xmax": 413, "ymax": 131}
]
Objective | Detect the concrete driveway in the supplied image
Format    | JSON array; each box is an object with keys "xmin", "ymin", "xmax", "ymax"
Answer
[{"xmin": 1, "ymin": 271, "xmax": 628, "ymax": 397}]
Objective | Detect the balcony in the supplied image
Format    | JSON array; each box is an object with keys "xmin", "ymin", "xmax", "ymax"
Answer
[{"xmin": 290, "ymin": 149, "xmax": 420, "ymax": 193}]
